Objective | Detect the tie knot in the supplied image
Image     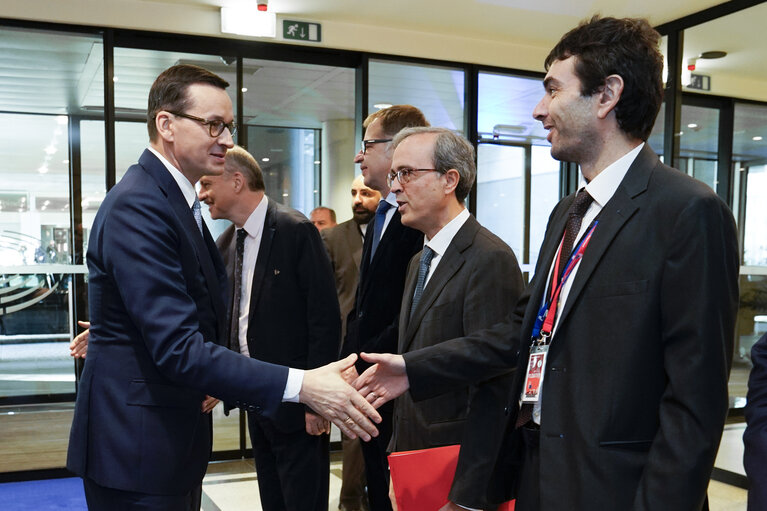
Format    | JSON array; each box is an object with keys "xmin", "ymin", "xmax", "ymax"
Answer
[
  {"xmin": 571, "ymin": 189, "xmax": 594, "ymax": 217},
  {"xmin": 376, "ymin": 200, "xmax": 393, "ymax": 215},
  {"xmin": 421, "ymin": 245, "xmax": 435, "ymax": 266}
]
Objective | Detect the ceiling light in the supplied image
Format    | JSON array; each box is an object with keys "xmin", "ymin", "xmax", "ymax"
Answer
[
  {"xmin": 699, "ymin": 50, "xmax": 727, "ymax": 60},
  {"xmin": 687, "ymin": 123, "xmax": 698, "ymax": 129},
  {"xmin": 374, "ymin": 103, "xmax": 392, "ymax": 110},
  {"xmin": 241, "ymin": 87, "xmax": 248, "ymax": 93},
  {"xmin": 45, "ymin": 145, "xmax": 57, "ymax": 155},
  {"xmin": 113, "ymin": 76, "xmax": 119, "ymax": 82},
  {"xmin": 221, "ymin": 6, "xmax": 276, "ymax": 37},
  {"xmin": 314, "ymin": 160, "xmax": 320, "ymax": 165},
  {"xmin": 63, "ymin": 159, "xmax": 70, "ymax": 165},
  {"xmin": 754, "ymin": 136, "xmax": 763, "ymax": 141},
  {"xmin": 262, "ymin": 157, "xmax": 270, "ymax": 162}
]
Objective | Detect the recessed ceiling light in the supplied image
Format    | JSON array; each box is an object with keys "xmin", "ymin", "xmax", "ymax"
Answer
[
  {"xmin": 754, "ymin": 136, "xmax": 763, "ymax": 141},
  {"xmin": 113, "ymin": 76, "xmax": 119, "ymax": 82},
  {"xmin": 262, "ymin": 157, "xmax": 270, "ymax": 162},
  {"xmin": 241, "ymin": 87, "xmax": 248, "ymax": 93},
  {"xmin": 687, "ymin": 123, "xmax": 698, "ymax": 129},
  {"xmin": 313, "ymin": 160, "xmax": 320, "ymax": 165},
  {"xmin": 374, "ymin": 103, "xmax": 392, "ymax": 110}
]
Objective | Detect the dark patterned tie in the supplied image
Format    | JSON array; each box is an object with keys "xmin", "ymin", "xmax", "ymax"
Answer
[
  {"xmin": 556, "ymin": 188, "xmax": 594, "ymax": 281},
  {"xmin": 370, "ymin": 200, "xmax": 393, "ymax": 260},
  {"xmin": 192, "ymin": 197, "xmax": 203, "ymax": 235},
  {"xmin": 229, "ymin": 228, "xmax": 247, "ymax": 352},
  {"xmin": 516, "ymin": 189, "xmax": 594, "ymax": 429},
  {"xmin": 409, "ymin": 246, "xmax": 434, "ymax": 319}
]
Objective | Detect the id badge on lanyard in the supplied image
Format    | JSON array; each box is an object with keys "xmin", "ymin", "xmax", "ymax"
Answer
[{"xmin": 521, "ymin": 221, "xmax": 598, "ymax": 403}]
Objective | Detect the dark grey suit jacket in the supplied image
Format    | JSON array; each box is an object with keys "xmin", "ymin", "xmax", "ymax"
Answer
[
  {"xmin": 390, "ymin": 214, "xmax": 524, "ymax": 510},
  {"xmin": 321, "ymin": 219, "xmax": 364, "ymax": 340}
]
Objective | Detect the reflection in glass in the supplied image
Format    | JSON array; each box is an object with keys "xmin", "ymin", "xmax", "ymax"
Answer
[
  {"xmin": 369, "ymin": 60, "xmax": 465, "ymax": 132},
  {"xmin": 475, "ymin": 72, "xmax": 559, "ymax": 277}
]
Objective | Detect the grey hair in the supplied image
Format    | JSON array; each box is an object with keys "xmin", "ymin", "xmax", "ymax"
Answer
[{"xmin": 392, "ymin": 127, "xmax": 476, "ymax": 202}]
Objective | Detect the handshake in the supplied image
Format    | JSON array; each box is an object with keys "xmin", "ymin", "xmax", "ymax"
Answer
[{"xmin": 71, "ymin": 324, "xmax": 407, "ymax": 442}]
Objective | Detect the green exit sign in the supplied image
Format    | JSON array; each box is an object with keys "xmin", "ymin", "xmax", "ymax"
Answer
[{"xmin": 283, "ymin": 20, "xmax": 321, "ymax": 42}]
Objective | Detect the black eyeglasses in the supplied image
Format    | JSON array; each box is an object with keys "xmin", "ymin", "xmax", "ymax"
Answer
[
  {"xmin": 387, "ymin": 168, "xmax": 441, "ymax": 187},
  {"xmin": 168, "ymin": 111, "xmax": 237, "ymax": 138},
  {"xmin": 360, "ymin": 138, "xmax": 392, "ymax": 155}
]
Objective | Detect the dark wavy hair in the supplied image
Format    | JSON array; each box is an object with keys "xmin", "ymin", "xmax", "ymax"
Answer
[{"xmin": 545, "ymin": 16, "xmax": 664, "ymax": 141}]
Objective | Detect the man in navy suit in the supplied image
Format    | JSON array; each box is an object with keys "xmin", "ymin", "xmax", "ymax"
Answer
[
  {"xmin": 200, "ymin": 145, "xmax": 340, "ymax": 511},
  {"xmin": 745, "ymin": 332, "xmax": 767, "ymax": 510},
  {"xmin": 66, "ymin": 64, "xmax": 379, "ymax": 510}
]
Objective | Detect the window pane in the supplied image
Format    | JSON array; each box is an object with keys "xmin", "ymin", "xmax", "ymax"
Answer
[
  {"xmin": 476, "ymin": 72, "xmax": 558, "ymax": 277},
  {"xmin": 241, "ymin": 59, "xmax": 355, "ymax": 217},
  {"xmin": 369, "ymin": 60, "xmax": 465, "ymax": 132},
  {"xmin": 0, "ymin": 25, "xmax": 102, "ymax": 471}
]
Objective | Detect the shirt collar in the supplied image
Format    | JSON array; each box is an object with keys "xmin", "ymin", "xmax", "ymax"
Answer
[
  {"xmin": 241, "ymin": 195, "xmax": 269, "ymax": 238},
  {"xmin": 584, "ymin": 142, "xmax": 644, "ymax": 208},
  {"xmin": 383, "ymin": 191, "xmax": 398, "ymax": 209},
  {"xmin": 425, "ymin": 208, "xmax": 470, "ymax": 256},
  {"xmin": 147, "ymin": 146, "xmax": 197, "ymax": 208}
]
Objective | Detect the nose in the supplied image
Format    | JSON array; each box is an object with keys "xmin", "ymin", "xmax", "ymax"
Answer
[
  {"xmin": 352, "ymin": 192, "xmax": 362, "ymax": 206},
  {"xmin": 353, "ymin": 151, "xmax": 364, "ymax": 164},
  {"xmin": 197, "ymin": 189, "xmax": 208, "ymax": 202},
  {"xmin": 219, "ymin": 128, "xmax": 235, "ymax": 148},
  {"xmin": 390, "ymin": 175, "xmax": 403, "ymax": 195},
  {"xmin": 532, "ymin": 95, "xmax": 548, "ymax": 122}
]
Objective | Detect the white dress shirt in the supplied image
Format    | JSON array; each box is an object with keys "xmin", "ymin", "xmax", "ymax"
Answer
[
  {"xmin": 528, "ymin": 142, "xmax": 644, "ymax": 424},
  {"xmin": 422, "ymin": 208, "xmax": 471, "ymax": 288}
]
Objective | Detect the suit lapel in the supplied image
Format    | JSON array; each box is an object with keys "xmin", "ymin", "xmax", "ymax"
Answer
[
  {"xmin": 249, "ymin": 199, "xmax": 276, "ymax": 320},
  {"xmin": 138, "ymin": 150, "xmax": 227, "ymax": 339},
  {"xmin": 401, "ymin": 216, "xmax": 478, "ymax": 352},
  {"xmin": 554, "ymin": 145, "xmax": 654, "ymax": 331}
]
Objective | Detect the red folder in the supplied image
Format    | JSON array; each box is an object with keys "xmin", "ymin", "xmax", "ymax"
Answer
[{"xmin": 388, "ymin": 444, "xmax": 514, "ymax": 511}]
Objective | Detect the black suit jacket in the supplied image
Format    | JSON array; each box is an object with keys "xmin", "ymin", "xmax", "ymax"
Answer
[
  {"xmin": 217, "ymin": 198, "xmax": 340, "ymax": 431},
  {"xmin": 341, "ymin": 208, "xmax": 423, "ymax": 371},
  {"xmin": 392, "ymin": 215, "xmax": 524, "ymax": 510},
  {"xmin": 490, "ymin": 145, "xmax": 739, "ymax": 510},
  {"xmin": 67, "ymin": 150, "xmax": 288, "ymax": 495},
  {"xmin": 402, "ymin": 146, "xmax": 739, "ymax": 510}
]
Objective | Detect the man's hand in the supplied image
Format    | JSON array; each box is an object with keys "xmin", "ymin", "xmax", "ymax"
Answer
[
  {"xmin": 299, "ymin": 354, "xmax": 381, "ymax": 441},
  {"xmin": 354, "ymin": 353, "xmax": 409, "ymax": 409},
  {"xmin": 305, "ymin": 411, "xmax": 331, "ymax": 436},
  {"xmin": 70, "ymin": 321, "xmax": 90, "ymax": 359},
  {"xmin": 201, "ymin": 395, "xmax": 219, "ymax": 413}
]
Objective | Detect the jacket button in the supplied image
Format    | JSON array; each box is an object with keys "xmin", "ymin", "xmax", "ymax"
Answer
[{"xmin": 504, "ymin": 406, "xmax": 510, "ymax": 415}]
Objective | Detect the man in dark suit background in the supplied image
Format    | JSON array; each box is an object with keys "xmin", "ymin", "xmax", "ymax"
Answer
[
  {"xmin": 67, "ymin": 64, "xmax": 380, "ymax": 511},
  {"xmin": 199, "ymin": 145, "xmax": 339, "ymax": 511},
  {"xmin": 386, "ymin": 127, "xmax": 523, "ymax": 509},
  {"xmin": 321, "ymin": 174, "xmax": 380, "ymax": 511},
  {"xmin": 341, "ymin": 105, "xmax": 429, "ymax": 511},
  {"xmin": 745, "ymin": 332, "xmax": 767, "ymax": 510},
  {"xmin": 358, "ymin": 17, "xmax": 739, "ymax": 511}
]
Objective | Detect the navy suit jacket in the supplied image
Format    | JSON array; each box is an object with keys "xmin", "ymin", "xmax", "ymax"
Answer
[
  {"xmin": 745, "ymin": 333, "xmax": 767, "ymax": 510},
  {"xmin": 67, "ymin": 150, "xmax": 289, "ymax": 495},
  {"xmin": 217, "ymin": 199, "xmax": 340, "ymax": 431}
]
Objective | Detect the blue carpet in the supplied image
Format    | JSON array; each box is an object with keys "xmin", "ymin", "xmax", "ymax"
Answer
[{"xmin": 0, "ymin": 477, "xmax": 86, "ymax": 510}]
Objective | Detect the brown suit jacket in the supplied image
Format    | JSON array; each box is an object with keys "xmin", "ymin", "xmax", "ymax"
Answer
[{"xmin": 321, "ymin": 219, "xmax": 365, "ymax": 341}]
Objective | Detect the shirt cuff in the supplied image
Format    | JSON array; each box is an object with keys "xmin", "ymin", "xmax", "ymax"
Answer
[{"xmin": 282, "ymin": 368, "xmax": 304, "ymax": 402}]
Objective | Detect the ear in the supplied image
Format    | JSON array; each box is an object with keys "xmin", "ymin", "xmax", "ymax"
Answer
[
  {"xmin": 596, "ymin": 74, "xmax": 624, "ymax": 120},
  {"xmin": 232, "ymin": 171, "xmax": 244, "ymax": 193},
  {"xmin": 442, "ymin": 169, "xmax": 460, "ymax": 196},
  {"xmin": 155, "ymin": 111, "xmax": 175, "ymax": 142}
]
